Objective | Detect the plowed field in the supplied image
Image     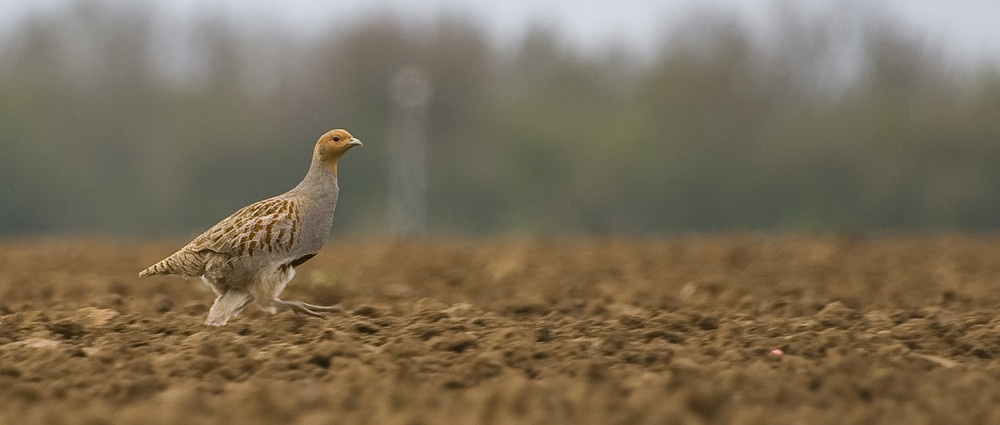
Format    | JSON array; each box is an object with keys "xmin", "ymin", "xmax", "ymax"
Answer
[{"xmin": 2, "ymin": 235, "xmax": 1000, "ymax": 424}]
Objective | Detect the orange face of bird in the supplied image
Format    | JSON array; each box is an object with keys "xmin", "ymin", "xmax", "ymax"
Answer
[{"xmin": 315, "ymin": 129, "xmax": 363, "ymax": 166}]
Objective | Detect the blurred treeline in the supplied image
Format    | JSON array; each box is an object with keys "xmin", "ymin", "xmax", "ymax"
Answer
[{"xmin": 2, "ymin": 2, "xmax": 1000, "ymax": 236}]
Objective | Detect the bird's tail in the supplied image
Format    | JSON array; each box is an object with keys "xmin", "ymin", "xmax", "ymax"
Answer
[{"xmin": 139, "ymin": 250, "xmax": 204, "ymax": 277}]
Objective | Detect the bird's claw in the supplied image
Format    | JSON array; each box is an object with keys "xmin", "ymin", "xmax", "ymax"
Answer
[
  {"xmin": 300, "ymin": 302, "xmax": 343, "ymax": 313},
  {"xmin": 289, "ymin": 306, "xmax": 323, "ymax": 318},
  {"xmin": 277, "ymin": 300, "xmax": 341, "ymax": 318}
]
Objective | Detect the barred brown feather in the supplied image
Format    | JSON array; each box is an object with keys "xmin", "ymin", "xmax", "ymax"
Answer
[{"xmin": 138, "ymin": 197, "xmax": 299, "ymax": 277}]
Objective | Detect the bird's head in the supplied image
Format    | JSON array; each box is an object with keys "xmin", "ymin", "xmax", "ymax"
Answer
[{"xmin": 315, "ymin": 129, "xmax": 362, "ymax": 173}]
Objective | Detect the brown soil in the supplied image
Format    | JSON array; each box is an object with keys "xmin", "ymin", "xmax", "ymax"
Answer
[{"xmin": 2, "ymin": 235, "xmax": 1000, "ymax": 424}]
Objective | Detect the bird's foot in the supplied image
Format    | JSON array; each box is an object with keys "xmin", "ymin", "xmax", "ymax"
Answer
[
  {"xmin": 299, "ymin": 301, "xmax": 343, "ymax": 313},
  {"xmin": 272, "ymin": 299, "xmax": 342, "ymax": 318}
]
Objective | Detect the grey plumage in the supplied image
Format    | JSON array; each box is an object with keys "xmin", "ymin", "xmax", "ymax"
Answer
[{"xmin": 140, "ymin": 129, "xmax": 362, "ymax": 326}]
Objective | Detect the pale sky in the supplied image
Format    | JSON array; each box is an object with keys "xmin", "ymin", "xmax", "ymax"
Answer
[{"xmin": 4, "ymin": 0, "xmax": 1000, "ymax": 65}]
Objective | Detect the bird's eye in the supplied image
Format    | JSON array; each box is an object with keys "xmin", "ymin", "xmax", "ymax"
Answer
[{"xmin": 333, "ymin": 136, "xmax": 341, "ymax": 142}]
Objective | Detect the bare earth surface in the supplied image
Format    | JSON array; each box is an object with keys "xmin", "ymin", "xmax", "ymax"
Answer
[{"xmin": 2, "ymin": 235, "xmax": 1000, "ymax": 424}]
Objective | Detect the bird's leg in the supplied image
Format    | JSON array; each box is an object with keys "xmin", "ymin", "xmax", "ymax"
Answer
[
  {"xmin": 206, "ymin": 289, "xmax": 254, "ymax": 326},
  {"xmin": 252, "ymin": 266, "xmax": 341, "ymax": 318},
  {"xmin": 200, "ymin": 277, "xmax": 226, "ymax": 297}
]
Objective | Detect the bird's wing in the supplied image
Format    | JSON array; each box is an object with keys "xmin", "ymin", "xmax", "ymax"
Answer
[{"xmin": 185, "ymin": 197, "xmax": 300, "ymax": 258}]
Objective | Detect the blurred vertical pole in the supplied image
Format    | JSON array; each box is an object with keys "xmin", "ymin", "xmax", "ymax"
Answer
[{"xmin": 388, "ymin": 66, "xmax": 432, "ymax": 237}]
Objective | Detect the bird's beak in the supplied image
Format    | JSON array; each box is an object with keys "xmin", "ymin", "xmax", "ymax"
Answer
[{"xmin": 349, "ymin": 138, "xmax": 363, "ymax": 147}]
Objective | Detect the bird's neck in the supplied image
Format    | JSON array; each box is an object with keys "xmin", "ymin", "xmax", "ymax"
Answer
[{"xmin": 291, "ymin": 154, "xmax": 340, "ymax": 198}]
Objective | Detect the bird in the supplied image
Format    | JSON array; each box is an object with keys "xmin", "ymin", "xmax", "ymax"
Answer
[{"xmin": 139, "ymin": 129, "xmax": 363, "ymax": 326}]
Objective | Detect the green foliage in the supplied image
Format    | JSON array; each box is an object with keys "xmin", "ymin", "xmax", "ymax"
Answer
[{"xmin": 1, "ymin": 3, "xmax": 999, "ymax": 235}]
